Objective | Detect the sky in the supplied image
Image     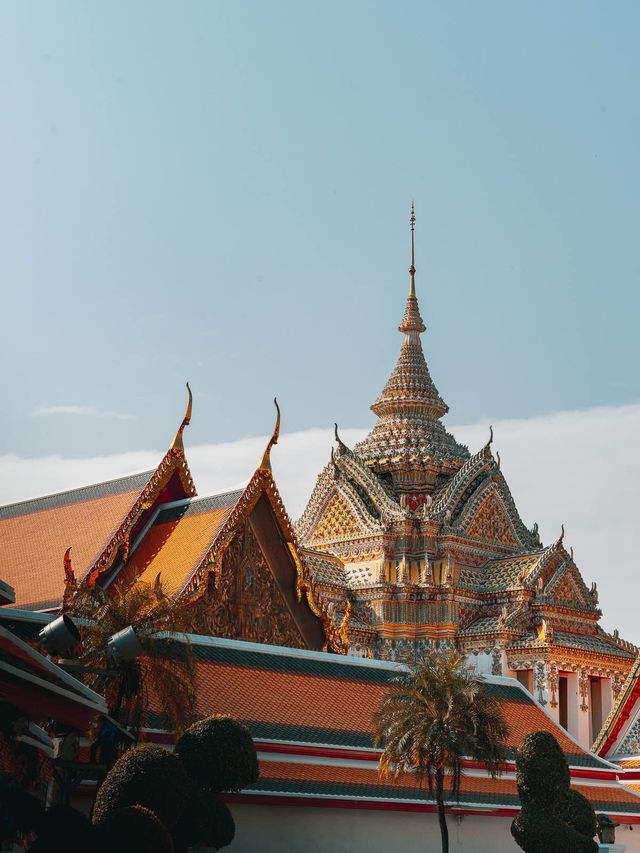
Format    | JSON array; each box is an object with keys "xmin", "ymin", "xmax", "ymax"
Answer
[{"xmin": 0, "ymin": 4, "xmax": 638, "ymax": 636}]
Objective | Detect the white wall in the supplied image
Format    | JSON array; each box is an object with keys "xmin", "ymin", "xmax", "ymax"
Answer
[
  {"xmin": 227, "ymin": 802, "xmax": 640, "ymax": 853},
  {"xmin": 228, "ymin": 802, "xmax": 518, "ymax": 853}
]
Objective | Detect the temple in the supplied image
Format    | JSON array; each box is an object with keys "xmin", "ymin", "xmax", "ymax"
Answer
[
  {"xmin": 0, "ymin": 391, "xmax": 346, "ymax": 655},
  {"xmin": 297, "ymin": 205, "xmax": 636, "ymax": 749},
  {"xmin": 2, "ymin": 211, "xmax": 640, "ymax": 849}
]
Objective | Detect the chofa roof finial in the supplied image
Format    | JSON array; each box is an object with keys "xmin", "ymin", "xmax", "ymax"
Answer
[
  {"xmin": 334, "ymin": 423, "xmax": 349, "ymax": 455},
  {"xmin": 259, "ymin": 398, "xmax": 281, "ymax": 472},
  {"xmin": 171, "ymin": 382, "xmax": 193, "ymax": 452}
]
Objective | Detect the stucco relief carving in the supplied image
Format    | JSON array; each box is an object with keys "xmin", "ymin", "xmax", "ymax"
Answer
[{"xmin": 194, "ymin": 522, "xmax": 306, "ymax": 649}]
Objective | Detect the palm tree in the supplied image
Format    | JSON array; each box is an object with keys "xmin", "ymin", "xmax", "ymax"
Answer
[
  {"xmin": 372, "ymin": 649, "xmax": 509, "ymax": 853},
  {"xmin": 67, "ymin": 576, "xmax": 197, "ymax": 738}
]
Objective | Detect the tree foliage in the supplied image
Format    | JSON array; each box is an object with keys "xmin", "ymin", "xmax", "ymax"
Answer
[
  {"xmin": 511, "ymin": 731, "xmax": 598, "ymax": 853},
  {"xmin": 372, "ymin": 649, "xmax": 508, "ymax": 853},
  {"xmin": 175, "ymin": 714, "xmax": 259, "ymax": 793},
  {"xmin": 96, "ymin": 805, "xmax": 175, "ymax": 853},
  {"xmin": 68, "ymin": 577, "xmax": 196, "ymax": 735},
  {"xmin": 92, "ymin": 744, "xmax": 189, "ymax": 828},
  {"xmin": 91, "ymin": 714, "xmax": 257, "ymax": 852}
]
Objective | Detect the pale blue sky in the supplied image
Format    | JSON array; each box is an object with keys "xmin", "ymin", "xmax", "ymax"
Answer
[{"xmin": 1, "ymin": 1, "xmax": 639, "ymax": 457}]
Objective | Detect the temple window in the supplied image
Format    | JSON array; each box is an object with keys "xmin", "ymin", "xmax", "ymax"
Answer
[
  {"xmin": 516, "ymin": 670, "xmax": 533, "ymax": 694},
  {"xmin": 559, "ymin": 675, "xmax": 568, "ymax": 730},
  {"xmin": 590, "ymin": 677, "xmax": 603, "ymax": 741}
]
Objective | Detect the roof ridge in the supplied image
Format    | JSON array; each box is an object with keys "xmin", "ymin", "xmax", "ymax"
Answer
[
  {"xmin": 0, "ymin": 469, "xmax": 155, "ymax": 518},
  {"xmin": 186, "ymin": 485, "xmax": 247, "ymax": 505}
]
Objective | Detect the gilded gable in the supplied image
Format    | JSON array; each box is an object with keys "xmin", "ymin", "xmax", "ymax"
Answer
[
  {"xmin": 309, "ymin": 491, "xmax": 363, "ymax": 545},
  {"xmin": 193, "ymin": 521, "xmax": 306, "ymax": 649},
  {"xmin": 464, "ymin": 491, "xmax": 517, "ymax": 545},
  {"xmin": 544, "ymin": 563, "xmax": 593, "ymax": 609}
]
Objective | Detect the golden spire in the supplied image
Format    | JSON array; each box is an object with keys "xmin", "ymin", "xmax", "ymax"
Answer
[
  {"xmin": 409, "ymin": 201, "xmax": 416, "ymax": 296},
  {"xmin": 259, "ymin": 398, "xmax": 281, "ymax": 472},
  {"xmin": 398, "ymin": 203, "xmax": 426, "ymax": 334},
  {"xmin": 171, "ymin": 382, "xmax": 193, "ymax": 452}
]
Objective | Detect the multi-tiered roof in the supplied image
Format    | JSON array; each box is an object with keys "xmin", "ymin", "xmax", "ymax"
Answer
[
  {"xmin": 354, "ymin": 204, "xmax": 468, "ymax": 489},
  {"xmin": 297, "ymin": 208, "xmax": 635, "ymax": 693}
]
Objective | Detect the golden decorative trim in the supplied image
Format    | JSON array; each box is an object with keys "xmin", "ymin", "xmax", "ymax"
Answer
[
  {"xmin": 171, "ymin": 382, "xmax": 193, "ymax": 452},
  {"xmin": 88, "ymin": 446, "xmax": 196, "ymax": 585},
  {"xmin": 179, "ymin": 465, "xmax": 345, "ymax": 654},
  {"xmin": 259, "ymin": 398, "xmax": 281, "ymax": 473}
]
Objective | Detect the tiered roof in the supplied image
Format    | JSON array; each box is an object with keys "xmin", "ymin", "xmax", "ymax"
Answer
[
  {"xmin": 0, "ymin": 390, "xmax": 197, "ymax": 611},
  {"xmin": 144, "ymin": 636, "xmax": 640, "ymax": 820},
  {"xmin": 297, "ymin": 208, "xmax": 634, "ymax": 681},
  {"xmin": 354, "ymin": 206, "xmax": 468, "ymax": 475},
  {"xmin": 123, "ymin": 489, "xmax": 245, "ymax": 598},
  {"xmin": 0, "ymin": 622, "xmax": 107, "ymax": 730},
  {"xmin": 0, "ymin": 471, "xmax": 163, "ymax": 611}
]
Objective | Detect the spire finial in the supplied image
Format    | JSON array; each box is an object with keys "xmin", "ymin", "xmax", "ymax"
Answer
[
  {"xmin": 409, "ymin": 201, "xmax": 416, "ymax": 296},
  {"xmin": 171, "ymin": 382, "xmax": 193, "ymax": 452},
  {"xmin": 259, "ymin": 398, "xmax": 281, "ymax": 472},
  {"xmin": 398, "ymin": 203, "xmax": 426, "ymax": 334}
]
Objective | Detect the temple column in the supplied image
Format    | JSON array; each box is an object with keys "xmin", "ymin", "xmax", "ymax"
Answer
[
  {"xmin": 602, "ymin": 676, "xmax": 614, "ymax": 721},
  {"xmin": 566, "ymin": 670, "xmax": 591, "ymax": 747},
  {"xmin": 546, "ymin": 663, "xmax": 560, "ymax": 724}
]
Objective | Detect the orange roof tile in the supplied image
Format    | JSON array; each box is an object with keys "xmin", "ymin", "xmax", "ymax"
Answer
[
  {"xmin": 191, "ymin": 655, "xmax": 594, "ymax": 762},
  {"xmin": 170, "ymin": 639, "xmax": 610, "ymax": 771},
  {"xmin": 125, "ymin": 491, "xmax": 242, "ymax": 597},
  {"xmin": 248, "ymin": 758, "xmax": 640, "ymax": 812},
  {"xmin": 0, "ymin": 472, "xmax": 153, "ymax": 610}
]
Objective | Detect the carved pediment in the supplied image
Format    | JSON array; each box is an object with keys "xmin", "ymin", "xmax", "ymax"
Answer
[
  {"xmin": 457, "ymin": 485, "xmax": 519, "ymax": 546},
  {"xmin": 542, "ymin": 560, "xmax": 595, "ymax": 610},
  {"xmin": 193, "ymin": 521, "xmax": 307, "ymax": 649},
  {"xmin": 308, "ymin": 489, "xmax": 368, "ymax": 545}
]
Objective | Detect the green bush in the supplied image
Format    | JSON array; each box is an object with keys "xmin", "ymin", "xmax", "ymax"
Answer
[
  {"xmin": 172, "ymin": 791, "xmax": 235, "ymax": 852},
  {"xmin": 96, "ymin": 805, "xmax": 174, "ymax": 853},
  {"xmin": 32, "ymin": 805, "xmax": 94, "ymax": 853},
  {"xmin": 559, "ymin": 789, "xmax": 598, "ymax": 841},
  {"xmin": 92, "ymin": 744, "xmax": 189, "ymax": 828},
  {"xmin": 0, "ymin": 774, "xmax": 42, "ymax": 841},
  {"xmin": 201, "ymin": 797, "xmax": 235, "ymax": 849},
  {"xmin": 511, "ymin": 731, "xmax": 598, "ymax": 853},
  {"xmin": 515, "ymin": 730, "xmax": 569, "ymax": 806},
  {"xmin": 175, "ymin": 714, "xmax": 258, "ymax": 793}
]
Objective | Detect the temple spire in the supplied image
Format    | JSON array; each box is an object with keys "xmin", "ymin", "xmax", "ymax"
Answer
[
  {"xmin": 409, "ymin": 201, "xmax": 416, "ymax": 295},
  {"xmin": 399, "ymin": 203, "xmax": 426, "ymax": 334},
  {"xmin": 354, "ymin": 203, "xmax": 469, "ymax": 478}
]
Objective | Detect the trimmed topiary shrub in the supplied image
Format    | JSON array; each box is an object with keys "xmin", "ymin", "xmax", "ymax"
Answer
[
  {"xmin": 559, "ymin": 789, "xmax": 598, "ymax": 840},
  {"xmin": 175, "ymin": 714, "xmax": 258, "ymax": 793},
  {"xmin": 511, "ymin": 730, "xmax": 598, "ymax": 853},
  {"xmin": 172, "ymin": 790, "xmax": 235, "ymax": 852},
  {"xmin": 92, "ymin": 744, "xmax": 189, "ymax": 828},
  {"xmin": 96, "ymin": 805, "xmax": 174, "ymax": 853},
  {"xmin": 514, "ymin": 730, "xmax": 569, "ymax": 806},
  {"xmin": 201, "ymin": 797, "xmax": 235, "ymax": 849},
  {"xmin": 31, "ymin": 805, "xmax": 94, "ymax": 853},
  {"xmin": 0, "ymin": 774, "xmax": 42, "ymax": 842}
]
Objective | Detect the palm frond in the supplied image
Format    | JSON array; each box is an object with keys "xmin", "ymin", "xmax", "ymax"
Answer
[
  {"xmin": 67, "ymin": 578, "xmax": 197, "ymax": 737},
  {"xmin": 373, "ymin": 648, "xmax": 509, "ymax": 806}
]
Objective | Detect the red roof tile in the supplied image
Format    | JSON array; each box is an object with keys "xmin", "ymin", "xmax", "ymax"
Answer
[{"xmin": 0, "ymin": 472, "xmax": 154, "ymax": 610}]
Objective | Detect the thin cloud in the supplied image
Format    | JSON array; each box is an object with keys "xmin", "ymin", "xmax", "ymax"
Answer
[
  {"xmin": 2, "ymin": 404, "xmax": 639, "ymax": 643},
  {"xmin": 33, "ymin": 405, "xmax": 134, "ymax": 421}
]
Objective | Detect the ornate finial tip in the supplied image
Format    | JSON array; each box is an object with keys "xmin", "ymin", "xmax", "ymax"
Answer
[
  {"xmin": 259, "ymin": 396, "xmax": 281, "ymax": 471},
  {"xmin": 410, "ymin": 202, "xmax": 415, "ymax": 229},
  {"xmin": 171, "ymin": 382, "xmax": 193, "ymax": 451}
]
